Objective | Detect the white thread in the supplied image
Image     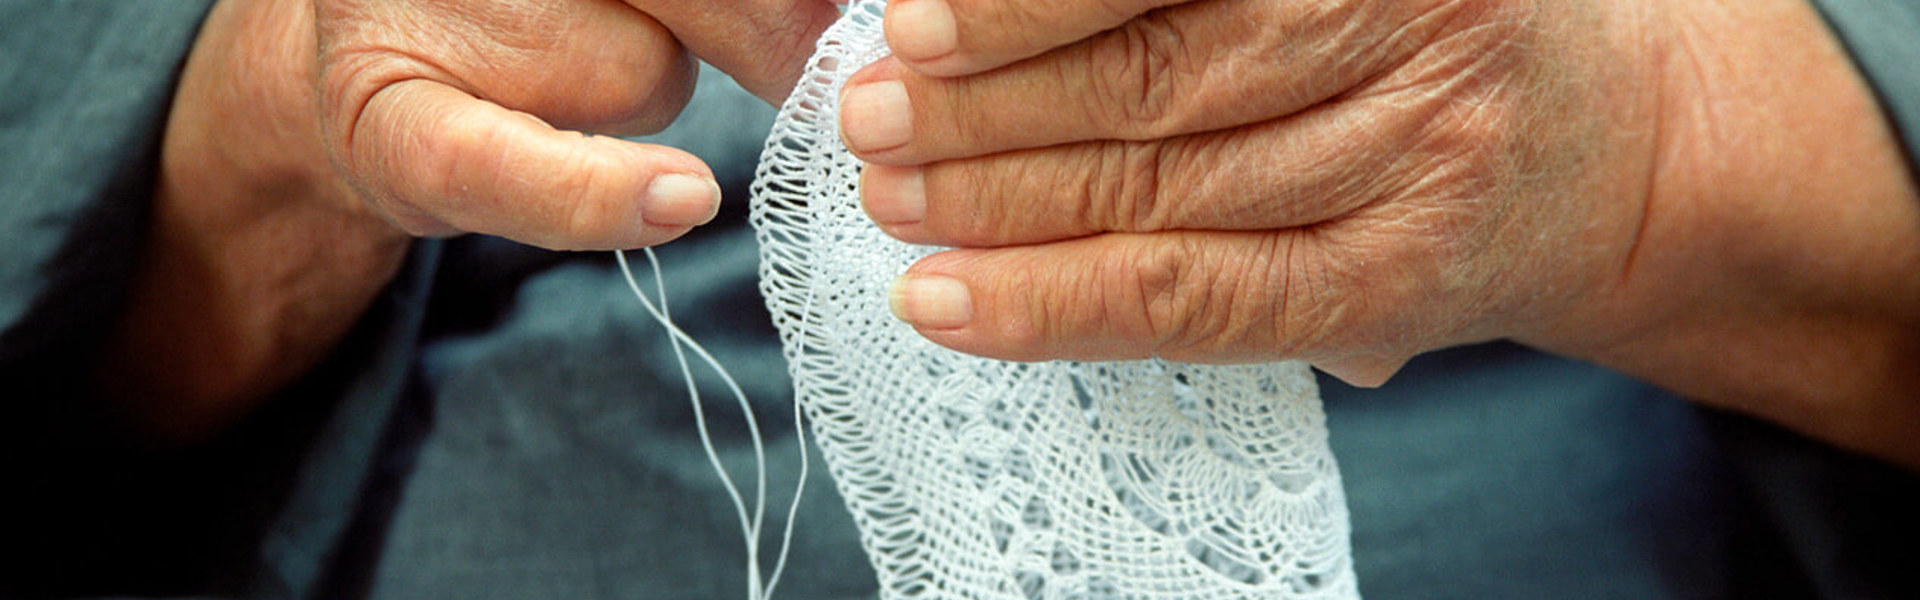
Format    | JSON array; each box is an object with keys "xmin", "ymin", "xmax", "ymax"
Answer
[{"xmin": 617, "ymin": 248, "xmax": 810, "ymax": 600}]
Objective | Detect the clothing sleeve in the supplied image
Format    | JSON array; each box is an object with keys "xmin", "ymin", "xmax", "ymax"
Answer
[
  {"xmin": 1810, "ymin": 0, "xmax": 1920, "ymax": 179},
  {"xmin": 0, "ymin": 2, "xmax": 213, "ymax": 424},
  {"xmin": 0, "ymin": 5, "xmax": 443, "ymax": 599}
]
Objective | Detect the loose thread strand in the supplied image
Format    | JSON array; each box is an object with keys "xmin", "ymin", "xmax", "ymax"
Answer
[
  {"xmin": 758, "ymin": 283, "xmax": 817, "ymax": 600},
  {"xmin": 616, "ymin": 248, "xmax": 809, "ymax": 600}
]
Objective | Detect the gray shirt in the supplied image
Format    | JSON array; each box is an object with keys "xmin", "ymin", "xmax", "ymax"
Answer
[{"xmin": 3, "ymin": 2, "xmax": 1916, "ymax": 598}]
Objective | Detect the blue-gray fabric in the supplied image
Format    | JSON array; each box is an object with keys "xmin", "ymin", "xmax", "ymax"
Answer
[
  {"xmin": 2, "ymin": 2, "xmax": 1916, "ymax": 599},
  {"xmin": 0, "ymin": 1, "xmax": 208, "ymax": 430},
  {"xmin": 1815, "ymin": 0, "xmax": 1920, "ymax": 178}
]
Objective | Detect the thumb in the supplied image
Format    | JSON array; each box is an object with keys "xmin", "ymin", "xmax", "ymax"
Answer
[
  {"xmin": 628, "ymin": 0, "xmax": 844, "ymax": 104},
  {"xmin": 341, "ymin": 79, "xmax": 721, "ymax": 250}
]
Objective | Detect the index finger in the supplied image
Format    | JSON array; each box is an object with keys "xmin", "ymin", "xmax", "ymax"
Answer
[
  {"xmin": 629, "ymin": 0, "xmax": 845, "ymax": 103},
  {"xmin": 883, "ymin": 0, "xmax": 1192, "ymax": 77}
]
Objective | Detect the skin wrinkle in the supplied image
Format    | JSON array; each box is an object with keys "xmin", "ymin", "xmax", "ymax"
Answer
[
  {"xmin": 1321, "ymin": 0, "xmax": 1475, "ymax": 107},
  {"xmin": 1272, "ymin": 232, "xmax": 1303, "ymax": 361},
  {"xmin": 325, "ymin": 3, "xmax": 686, "ymax": 160},
  {"xmin": 765, "ymin": 1, "xmax": 838, "ymax": 75},
  {"xmin": 500, "ymin": 6, "xmax": 691, "ymax": 132},
  {"xmin": 1033, "ymin": 249, "xmax": 1082, "ymax": 356},
  {"xmin": 425, "ymin": 86, "xmax": 499, "ymax": 217},
  {"xmin": 929, "ymin": 0, "xmax": 1589, "ymax": 365},
  {"xmin": 1210, "ymin": 233, "xmax": 1279, "ymax": 359},
  {"xmin": 1403, "ymin": 123, "xmax": 1509, "ymax": 298},
  {"xmin": 1073, "ymin": 144, "xmax": 1113, "ymax": 239},
  {"xmin": 460, "ymin": 0, "xmax": 571, "ymax": 56},
  {"xmin": 882, "ymin": 0, "xmax": 1472, "ymax": 166},
  {"xmin": 1182, "ymin": 0, "xmax": 1413, "ymax": 138},
  {"xmin": 1131, "ymin": 234, "xmax": 1183, "ymax": 354},
  {"xmin": 1106, "ymin": 9, "xmax": 1183, "ymax": 136},
  {"xmin": 324, "ymin": 53, "xmax": 423, "ymax": 171},
  {"xmin": 1235, "ymin": 98, "xmax": 1407, "ymax": 229},
  {"xmin": 1288, "ymin": 229, "xmax": 1357, "ymax": 362},
  {"xmin": 1375, "ymin": 3, "xmax": 1599, "ymax": 342},
  {"xmin": 1155, "ymin": 235, "xmax": 1221, "ymax": 359},
  {"xmin": 1124, "ymin": 138, "xmax": 1170, "ymax": 232},
  {"xmin": 562, "ymin": 147, "xmax": 609, "ymax": 245},
  {"xmin": 1602, "ymin": 2, "xmax": 1712, "ymax": 330},
  {"xmin": 1502, "ymin": 18, "xmax": 1633, "ymax": 336},
  {"xmin": 1173, "ymin": 128, "xmax": 1247, "ymax": 226},
  {"xmin": 1210, "ymin": 1, "xmax": 1408, "ymax": 134}
]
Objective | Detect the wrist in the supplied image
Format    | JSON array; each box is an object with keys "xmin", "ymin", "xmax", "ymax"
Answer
[
  {"xmin": 1538, "ymin": 0, "xmax": 1920, "ymax": 465},
  {"xmin": 99, "ymin": 0, "xmax": 411, "ymax": 442}
]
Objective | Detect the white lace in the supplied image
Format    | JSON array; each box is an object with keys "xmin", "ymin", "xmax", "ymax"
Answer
[{"xmin": 747, "ymin": 2, "xmax": 1361, "ymax": 598}]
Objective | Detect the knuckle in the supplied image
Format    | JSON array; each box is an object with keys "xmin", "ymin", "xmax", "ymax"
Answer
[
  {"xmin": 1104, "ymin": 237, "xmax": 1199, "ymax": 356},
  {"xmin": 1086, "ymin": 12, "xmax": 1188, "ymax": 137},
  {"xmin": 416, "ymin": 102, "xmax": 494, "ymax": 206},
  {"xmin": 1135, "ymin": 240, "xmax": 1193, "ymax": 353},
  {"xmin": 1155, "ymin": 236, "xmax": 1256, "ymax": 361},
  {"xmin": 558, "ymin": 29, "xmax": 695, "ymax": 135},
  {"xmin": 1081, "ymin": 141, "xmax": 1173, "ymax": 233},
  {"xmin": 1149, "ymin": 234, "xmax": 1325, "ymax": 363},
  {"xmin": 589, "ymin": 52, "xmax": 696, "ymax": 135},
  {"xmin": 556, "ymin": 152, "xmax": 623, "ymax": 248},
  {"xmin": 993, "ymin": 265, "xmax": 1053, "ymax": 356},
  {"xmin": 319, "ymin": 53, "xmax": 407, "ymax": 167},
  {"xmin": 1263, "ymin": 235, "xmax": 1346, "ymax": 360}
]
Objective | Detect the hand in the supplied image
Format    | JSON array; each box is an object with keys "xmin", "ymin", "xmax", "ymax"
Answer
[
  {"xmin": 104, "ymin": 0, "xmax": 838, "ymax": 440},
  {"xmin": 843, "ymin": 0, "xmax": 1920, "ymax": 464},
  {"xmin": 843, "ymin": 0, "xmax": 1663, "ymax": 383},
  {"xmin": 316, "ymin": 0, "xmax": 841, "ymax": 250}
]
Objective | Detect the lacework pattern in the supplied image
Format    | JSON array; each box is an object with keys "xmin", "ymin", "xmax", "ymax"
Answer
[{"xmin": 747, "ymin": 3, "xmax": 1360, "ymax": 597}]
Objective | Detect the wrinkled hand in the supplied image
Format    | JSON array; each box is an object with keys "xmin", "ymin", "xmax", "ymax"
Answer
[
  {"xmin": 113, "ymin": 0, "xmax": 840, "ymax": 438},
  {"xmin": 317, "ymin": 0, "xmax": 841, "ymax": 250},
  {"xmin": 842, "ymin": 0, "xmax": 1661, "ymax": 385}
]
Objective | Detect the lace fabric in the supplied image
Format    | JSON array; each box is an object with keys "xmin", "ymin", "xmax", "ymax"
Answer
[{"xmin": 747, "ymin": 2, "xmax": 1361, "ymax": 597}]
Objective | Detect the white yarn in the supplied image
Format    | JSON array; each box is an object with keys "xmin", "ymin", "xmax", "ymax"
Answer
[{"xmin": 746, "ymin": 2, "xmax": 1362, "ymax": 599}]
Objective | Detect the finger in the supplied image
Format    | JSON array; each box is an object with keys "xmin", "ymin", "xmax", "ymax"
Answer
[
  {"xmin": 319, "ymin": 0, "xmax": 696, "ymax": 138},
  {"xmin": 861, "ymin": 90, "xmax": 1456, "ymax": 247},
  {"xmin": 346, "ymin": 79, "xmax": 721, "ymax": 250},
  {"xmin": 465, "ymin": 0, "xmax": 696, "ymax": 137},
  {"xmin": 886, "ymin": 230, "xmax": 1378, "ymax": 364},
  {"xmin": 628, "ymin": 0, "xmax": 844, "ymax": 104},
  {"xmin": 840, "ymin": 0, "xmax": 1473, "ymax": 164},
  {"xmin": 882, "ymin": 0, "xmax": 1191, "ymax": 77}
]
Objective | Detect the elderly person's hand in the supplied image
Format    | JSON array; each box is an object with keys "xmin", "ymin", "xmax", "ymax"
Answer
[
  {"xmin": 845, "ymin": 0, "xmax": 1920, "ymax": 466},
  {"xmin": 104, "ymin": 0, "xmax": 838, "ymax": 440},
  {"xmin": 315, "ymin": 0, "xmax": 841, "ymax": 249}
]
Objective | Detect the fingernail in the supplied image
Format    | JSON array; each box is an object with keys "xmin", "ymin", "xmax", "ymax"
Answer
[
  {"xmin": 840, "ymin": 80, "xmax": 913, "ymax": 153},
  {"xmin": 860, "ymin": 164, "xmax": 926, "ymax": 225},
  {"xmin": 645, "ymin": 173, "xmax": 721, "ymax": 226},
  {"xmin": 890, "ymin": 274, "xmax": 973, "ymax": 329},
  {"xmin": 887, "ymin": 0, "xmax": 957, "ymax": 62}
]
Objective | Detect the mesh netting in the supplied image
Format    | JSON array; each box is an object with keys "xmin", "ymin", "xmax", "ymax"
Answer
[{"xmin": 747, "ymin": 2, "xmax": 1360, "ymax": 598}]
